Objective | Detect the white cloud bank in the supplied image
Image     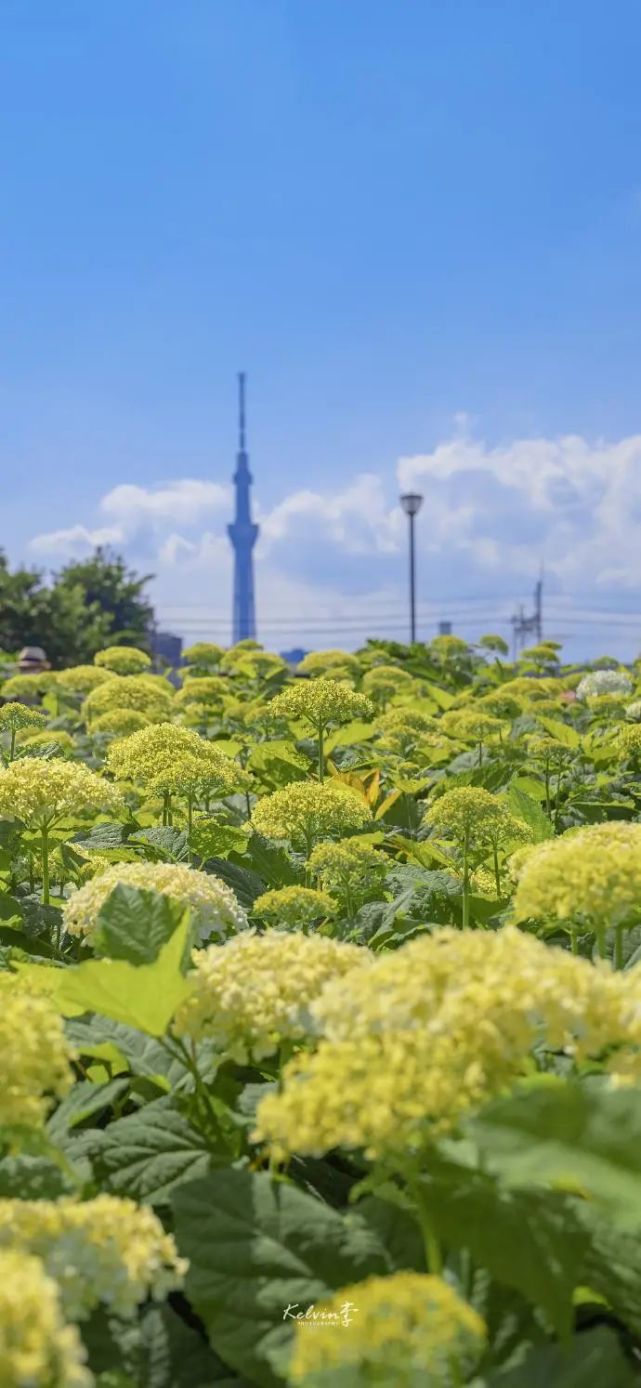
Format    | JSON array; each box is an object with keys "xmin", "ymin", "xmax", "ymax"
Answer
[{"xmin": 27, "ymin": 427, "xmax": 641, "ymax": 658}]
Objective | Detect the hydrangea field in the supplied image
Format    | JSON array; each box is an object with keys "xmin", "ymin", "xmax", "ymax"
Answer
[{"xmin": 4, "ymin": 633, "xmax": 641, "ymax": 1385}]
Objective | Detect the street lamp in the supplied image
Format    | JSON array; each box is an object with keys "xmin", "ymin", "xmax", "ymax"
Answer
[{"xmin": 400, "ymin": 492, "xmax": 423, "ymax": 644}]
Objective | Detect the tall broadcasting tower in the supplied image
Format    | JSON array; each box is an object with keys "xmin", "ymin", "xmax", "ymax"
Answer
[{"xmin": 228, "ymin": 372, "xmax": 259, "ymax": 643}]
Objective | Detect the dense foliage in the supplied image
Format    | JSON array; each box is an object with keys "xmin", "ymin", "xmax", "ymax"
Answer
[
  {"xmin": 2, "ymin": 633, "xmax": 641, "ymax": 1384},
  {"xmin": 0, "ymin": 548, "xmax": 153, "ymax": 665}
]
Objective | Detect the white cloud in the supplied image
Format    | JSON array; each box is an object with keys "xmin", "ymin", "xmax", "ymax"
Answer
[
  {"xmin": 259, "ymin": 473, "xmax": 398, "ymax": 556},
  {"xmin": 29, "ymin": 524, "xmax": 123, "ymax": 557},
  {"xmin": 25, "ymin": 426, "xmax": 641, "ymax": 659},
  {"xmin": 100, "ymin": 479, "xmax": 231, "ymax": 532}
]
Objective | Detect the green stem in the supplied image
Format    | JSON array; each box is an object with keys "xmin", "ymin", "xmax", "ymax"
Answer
[
  {"xmin": 41, "ymin": 826, "xmax": 50, "ymax": 907},
  {"xmin": 411, "ymin": 1181, "xmax": 442, "ymax": 1275},
  {"xmin": 187, "ymin": 796, "xmax": 193, "ymax": 837},
  {"xmin": 614, "ymin": 923, "xmax": 625, "ymax": 970},
  {"xmin": 9, "ymin": 729, "xmax": 15, "ymax": 762},
  {"xmin": 570, "ymin": 924, "xmax": 579, "ymax": 955},
  {"xmin": 462, "ymin": 830, "xmax": 470, "ymax": 930},
  {"xmin": 596, "ymin": 926, "xmax": 608, "ymax": 960},
  {"xmin": 492, "ymin": 844, "xmax": 501, "ymax": 898},
  {"xmin": 318, "ymin": 725, "xmax": 325, "ymax": 783}
]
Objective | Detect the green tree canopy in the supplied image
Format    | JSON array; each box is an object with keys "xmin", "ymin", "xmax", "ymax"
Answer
[{"xmin": 0, "ymin": 547, "xmax": 154, "ymax": 666}]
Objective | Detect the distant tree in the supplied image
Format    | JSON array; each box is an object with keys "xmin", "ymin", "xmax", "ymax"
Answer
[{"xmin": 0, "ymin": 548, "xmax": 155, "ymax": 667}]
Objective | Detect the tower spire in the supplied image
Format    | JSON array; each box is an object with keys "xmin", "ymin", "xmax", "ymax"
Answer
[
  {"xmin": 238, "ymin": 370, "xmax": 246, "ymax": 452},
  {"xmin": 227, "ymin": 371, "xmax": 259, "ymax": 643}
]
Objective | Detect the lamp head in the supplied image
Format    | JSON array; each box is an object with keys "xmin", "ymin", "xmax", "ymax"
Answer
[{"xmin": 400, "ymin": 492, "xmax": 423, "ymax": 518}]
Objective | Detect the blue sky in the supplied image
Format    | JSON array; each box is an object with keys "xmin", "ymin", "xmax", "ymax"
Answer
[{"xmin": 3, "ymin": 1, "xmax": 641, "ymax": 656}]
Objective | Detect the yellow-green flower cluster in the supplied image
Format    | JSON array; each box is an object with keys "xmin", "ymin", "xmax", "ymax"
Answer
[
  {"xmin": 289, "ymin": 1272, "xmax": 486, "ymax": 1387},
  {"xmin": 17, "ymin": 729, "xmax": 75, "ymax": 756},
  {"xmin": 307, "ymin": 837, "xmax": 386, "ymax": 896},
  {"xmin": 362, "ymin": 665, "xmax": 414, "ymax": 703},
  {"xmin": 0, "ymin": 759, "xmax": 123, "ymax": 829},
  {"xmin": 255, "ymin": 927, "xmax": 630, "ymax": 1159},
  {"xmin": 297, "ymin": 649, "xmax": 361, "ymax": 678},
  {"xmin": 63, "ymin": 860, "xmax": 248, "ymax": 943},
  {"xmin": 94, "ymin": 645, "xmax": 151, "ymax": 675},
  {"xmin": 0, "ymin": 703, "xmax": 46, "ymax": 733},
  {"xmin": 513, "ymin": 821, "xmax": 641, "ymax": 930},
  {"xmin": 55, "ymin": 664, "xmax": 115, "ymax": 695},
  {"xmin": 426, "ymin": 786, "xmax": 526, "ymax": 848},
  {"xmin": 439, "ymin": 708, "xmax": 504, "ymax": 743},
  {"xmin": 251, "ymin": 781, "xmax": 371, "ymax": 850},
  {"xmin": 82, "ymin": 675, "xmax": 174, "ymax": 727},
  {"xmin": 182, "ymin": 641, "xmax": 225, "ymax": 668},
  {"xmin": 615, "ymin": 724, "xmax": 641, "ymax": 762},
  {"xmin": 266, "ymin": 679, "xmax": 373, "ymax": 730},
  {"xmin": 106, "ymin": 722, "xmax": 242, "ymax": 798},
  {"xmin": 1, "ymin": 674, "xmax": 50, "ymax": 701},
  {"xmin": 174, "ymin": 676, "xmax": 228, "ymax": 706},
  {"xmin": 174, "ymin": 930, "xmax": 367, "ymax": 1061},
  {"xmin": 0, "ymin": 1195, "xmax": 186, "ymax": 1321},
  {"xmin": 90, "ymin": 708, "xmax": 151, "ymax": 736},
  {"xmin": 253, "ymin": 885, "xmax": 338, "ymax": 929},
  {"xmin": 0, "ymin": 979, "xmax": 73, "ymax": 1129},
  {"xmin": 0, "ymin": 1249, "xmax": 91, "ymax": 1388}
]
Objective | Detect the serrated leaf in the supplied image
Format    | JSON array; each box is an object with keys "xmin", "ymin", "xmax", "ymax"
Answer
[
  {"xmin": 15, "ymin": 913, "xmax": 193, "ymax": 1036},
  {"xmin": 480, "ymin": 1327, "xmax": 636, "ymax": 1387},
  {"xmin": 507, "ymin": 784, "xmax": 554, "ymax": 842},
  {"xmin": 97, "ymin": 1100, "xmax": 213, "ymax": 1204},
  {"xmin": 0, "ymin": 1153, "xmax": 73, "ymax": 1199},
  {"xmin": 73, "ymin": 823, "xmax": 129, "ymax": 852},
  {"xmin": 48, "ymin": 1078, "xmax": 130, "ymax": 1141},
  {"xmin": 130, "ymin": 827, "xmax": 190, "ymax": 863},
  {"xmin": 204, "ymin": 858, "xmax": 265, "ymax": 909},
  {"xmin": 422, "ymin": 1164, "xmax": 588, "ymax": 1335},
  {"xmin": 537, "ymin": 717, "xmax": 581, "ymax": 750},
  {"xmin": 93, "ymin": 885, "xmax": 185, "ymax": 965},
  {"xmin": 171, "ymin": 1169, "xmax": 394, "ymax": 1386},
  {"xmin": 469, "ymin": 1081, "xmax": 641, "ymax": 1226}
]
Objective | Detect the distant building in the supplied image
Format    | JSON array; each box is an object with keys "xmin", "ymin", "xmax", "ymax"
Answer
[
  {"xmin": 438, "ymin": 621, "xmax": 453, "ymax": 636},
  {"xmin": 280, "ymin": 647, "xmax": 308, "ymax": 667},
  {"xmin": 228, "ymin": 372, "xmax": 259, "ymax": 643},
  {"xmin": 151, "ymin": 631, "xmax": 183, "ymax": 669}
]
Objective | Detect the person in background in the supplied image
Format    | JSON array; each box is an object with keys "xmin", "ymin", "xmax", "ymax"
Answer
[{"xmin": 17, "ymin": 646, "xmax": 51, "ymax": 675}]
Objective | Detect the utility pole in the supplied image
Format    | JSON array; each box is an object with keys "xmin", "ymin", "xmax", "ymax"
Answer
[
  {"xmin": 511, "ymin": 570, "xmax": 544, "ymax": 656},
  {"xmin": 400, "ymin": 492, "xmax": 423, "ymax": 643}
]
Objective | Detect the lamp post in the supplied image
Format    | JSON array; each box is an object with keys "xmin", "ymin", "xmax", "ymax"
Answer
[{"xmin": 400, "ymin": 492, "xmax": 423, "ymax": 644}]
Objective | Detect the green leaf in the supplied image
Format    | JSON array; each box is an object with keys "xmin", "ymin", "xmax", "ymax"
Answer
[
  {"xmin": 96, "ymin": 1099, "xmax": 213, "ymax": 1204},
  {"xmin": 191, "ymin": 824, "xmax": 250, "ymax": 862},
  {"xmin": 73, "ymin": 823, "xmax": 129, "ymax": 852},
  {"xmin": 469, "ymin": 1081, "xmax": 641, "ymax": 1226},
  {"xmin": 537, "ymin": 717, "xmax": 581, "ymax": 750},
  {"xmin": 324, "ymin": 721, "xmax": 375, "ymax": 753},
  {"xmin": 93, "ymin": 885, "xmax": 185, "ymax": 965},
  {"xmin": 243, "ymin": 834, "xmax": 301, "ymax": 888},
  {"xmin": 507, "ymin": 784, "xmax": 554, "ymax": 841},
  {"xmin": 205, "ymin": 858, "xmax": 265, "ymax": 909},
  {"xmin": 422, "ymin": 1165, "xmax": 588, "ymax": 1336},
  {"xmin": 66, "ymin": 1016, "xmax": 187, "ymax": 1091},
  {"xmin": 171, "ymin": 1169, "xmax": 394, "ymax": 1386},
  {"xmin": 16, "ymin": 912, "xmax": 193, "ymax": 1036},
  {"xmin": 130, "ymin": 826, "xmax": 190, "ymax": 862},
  {"xmin": 480, "ymin": 1327, "xmax": 636, "ymax": 1387},
  {"xmin": 48, "ymin": 1078, "xmax": 130, "ymax": 1141},
  {"xmin": 0, "ymin": 1153, "xmax": 73, "ymax": 1199}
]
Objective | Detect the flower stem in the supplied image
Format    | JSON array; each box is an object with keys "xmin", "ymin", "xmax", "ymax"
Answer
[
  {"xmin": 614, "ymin": 924, "xmax": 625, "ymax": 970},
  {"xmin": 40, "ymin": 826, "xmax": 50, "ymax": 907},
  {"xmin": 462, "ymin": 830, "xmax": 470, "ymax": 930}
]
